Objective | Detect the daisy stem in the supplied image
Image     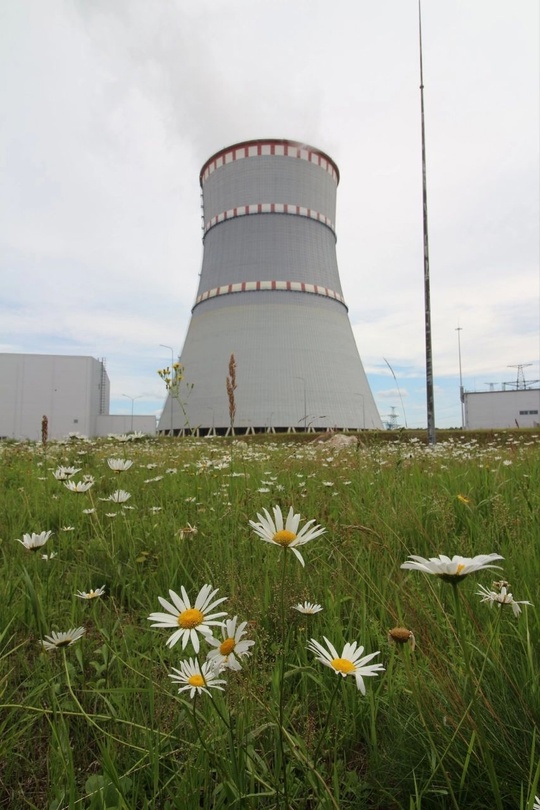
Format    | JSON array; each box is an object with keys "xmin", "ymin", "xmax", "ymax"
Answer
[
  {"xmin": 473, "ymin": 609, "xmax": 502, "ymax": 698},
  {"xmin": 452, "ymin": 585, "xmax": 504, "ymax": 810},
  {"xmin": 278, "ymin": 548, "xmax": 290, "ymax": 810},
  {"xmin": 312, "ymin": 675, "xmax": 341, "ymax": 764},
  {"xmin": 451, "ymin": 582, "xmax": 470, "ymax": 675},
  {"xmin": 209, "ymin": 696, "xmax": 242, "ymax": 799},
  {"xmin": 190, "ymin": 693, "xmax": 214, "ymax": 767}
]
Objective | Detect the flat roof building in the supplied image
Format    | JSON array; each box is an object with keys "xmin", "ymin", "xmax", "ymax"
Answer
[
  {"xmin": 464, "ymin": 388, "xmax": 540, "ymax": 429},
  {"xmin": 0, "ymin": 353, "xmax": 155, "ymax": 440}
]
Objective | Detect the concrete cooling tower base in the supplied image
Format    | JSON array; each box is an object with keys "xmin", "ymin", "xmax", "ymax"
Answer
[{"xmin": 161, "ymin": 297, "xmax": 380, "ymax": 435}]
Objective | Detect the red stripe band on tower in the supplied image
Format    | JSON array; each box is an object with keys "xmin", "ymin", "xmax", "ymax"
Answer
[
  {"xmin": 200, "ymin": 139, "xmax": 339, "ymax": 185},
  {"xmin": 204, "ymin": 204, "xmax": 335, "ymax": 236},
  {"xmin": 193, "ymin": 280, "xmax": 347, "ymax": 311}
]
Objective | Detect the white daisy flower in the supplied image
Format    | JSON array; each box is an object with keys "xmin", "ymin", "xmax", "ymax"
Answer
[
  {"xmin": 82, "ymin": 508, "xmax": 96, "ymax": 514},
  {"xmin": 41, "ymin": 626, "xmax": 86, "ymax": 651},
  {"xmin": 60, "ymin": 526, "xmax": 75, "ymax": 532},
  {"xmin": 64, "ymin": 478, "xmax": 94, "ymax": 493},
  {"xmin": 533, "ymin": 796, "xmax": 540, "ymax": 810},
  {"xmin": 41, "ymin": 551, "xmax": 58, "ymax": 561},
  {"xmin": 249, "ymin": 505, "xmax": 326, "ymax": 567},
  {"xmin": 16, "ymin": 531, "xmax": 52, "ymax": 551},
  {"xmin": 292, "ymin": 601, "xmax": 323, "ymax": 614},
  {"xmin": 76, "ymin": 585, "xmax": 106, "ymax": 600},
  {"xmin": 147, "ymin": 584, "xmax": 228, "ymax": 652},
  {"xmin": 307, "ymin": 636, "xmax": 385, "ymax": 694},
  {"xmin": 206, "ymin": 616, "xmax": 255, "ymax": 671},
  {"xmin": 107, "ymin": 458, "xmax": 134, "ymax": 472},
  {"xmin": 476, "ymin": 584, "xmax": 533, "ymax": 617},
  {"xmin": 53, "ymin": 466, "xmax": 81, "ymax": 480},
  {"xmin": 400, "ymin": 553, "xmax": 504, "ymax": 583},
  {"xmin": 101, "ymin": 490, "xmax": 131, "ymax": 503},
  {"xmin": 168, "ymin": 658, "xmax": 226, "ymax": 699}
]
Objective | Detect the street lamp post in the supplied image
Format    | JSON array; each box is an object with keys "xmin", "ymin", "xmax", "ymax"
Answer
[
  {"xmin": 159, "ymin": 344, "xmax": 175, "ymax": 436},
  {"xmin": 295, "ymin": 377, "xmax": 307, "ymax": 430},
  {"xmin": 207, "ymin": 406, "xmax": 215, "ymax": 436},
  {"xmin": 456, "ymin": 327, "xmax": 465, "ymax": 429},
  {"xmin": 122, "ymin": 394, "xmax": 143, "ymax": 433},
  {"xmin": 357, "ymin": 393, "xmax": 365, "ymax": 429}
]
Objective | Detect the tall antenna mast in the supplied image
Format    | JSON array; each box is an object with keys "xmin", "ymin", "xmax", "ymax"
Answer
[{"xmin": 418, "ymin": 0, "xmax": 436, "ymax": 444}]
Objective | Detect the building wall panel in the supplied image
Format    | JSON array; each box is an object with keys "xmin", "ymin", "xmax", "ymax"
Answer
[
  {"xmin": 464, "ymin": 390, "xmax": 540, "ymax": 429},
  {"xmin": 0, "ymin": 354, "xmax": 107, "ymax": 440}
]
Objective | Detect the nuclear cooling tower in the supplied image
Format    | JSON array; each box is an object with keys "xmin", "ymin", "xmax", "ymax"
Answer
[{"xmin": 159, "ymin": 139, "xmax": 382, "ymax": 434}]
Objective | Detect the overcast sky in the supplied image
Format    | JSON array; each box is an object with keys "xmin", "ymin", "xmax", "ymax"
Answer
[{"xmin": 1, "ymin": 0, "xmax": 539, "ymax": 429}]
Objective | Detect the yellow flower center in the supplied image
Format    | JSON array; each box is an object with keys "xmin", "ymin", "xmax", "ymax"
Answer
[
  {"xmin": 220, "ymin": 637, "xmax": 236, "ymax": 655},
  {"xmin": 178, "ymin": 608, "xmax": 204, "ymax": 628},
  {"xmin": 331, "ymin": 658, "xmax": 356, "ymax": 674},
  {"xmin": 272, "ymin": 530, "xmax": 297, "ymax": 547},
  {"xmin": 187, "ymin": 674, "xmax": 205, "ymax": 687},
  {"xmin": 456, "ymin": 564, "xmax": 465, "ymax": 575}
]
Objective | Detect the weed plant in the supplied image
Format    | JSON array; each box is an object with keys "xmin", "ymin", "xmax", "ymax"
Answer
[{"xmin": 0, "ymin": 431, "xmax": 539, "ymax": 809}]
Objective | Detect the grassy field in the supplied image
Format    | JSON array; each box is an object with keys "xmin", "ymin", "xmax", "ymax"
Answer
[{"xmin": 1, "ymin": 430, "xmax": 539, "ymax": 809}]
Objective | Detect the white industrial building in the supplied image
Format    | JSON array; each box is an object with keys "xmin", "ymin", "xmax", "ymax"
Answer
[
  {"xmin": 0, "ymin": 353, "xmax": 156, "ymax": 441},
  {"xmin": 464, "ymin": 389, "xmax": 540, "ymax": 429},
  {"xmin": 159, "ymin": 138, "xmax": 382, "ymax": 435}
]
